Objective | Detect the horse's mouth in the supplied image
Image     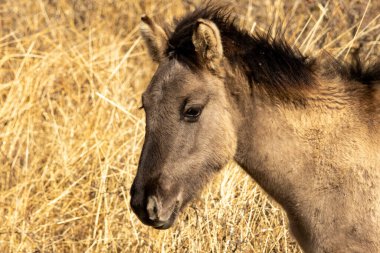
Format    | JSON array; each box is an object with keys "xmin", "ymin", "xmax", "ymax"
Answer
[{"xmin": 151, "ymin": 201, "xmax": 180, "ymax": 230}]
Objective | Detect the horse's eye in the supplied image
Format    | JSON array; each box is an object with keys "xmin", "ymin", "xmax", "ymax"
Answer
[{"xmin": 184, "ymin": 106, "xmax": 202, "ymax": 122}]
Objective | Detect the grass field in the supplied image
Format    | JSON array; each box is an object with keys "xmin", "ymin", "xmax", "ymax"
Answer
[{"xmin": 0, "ymin": 0, "xmax": 379, "ymax": 252}]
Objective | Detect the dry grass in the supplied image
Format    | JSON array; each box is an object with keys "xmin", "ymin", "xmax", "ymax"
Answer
[{"xmin": 0, "ymin": 0, "xmax": 379, "ymax": 252}]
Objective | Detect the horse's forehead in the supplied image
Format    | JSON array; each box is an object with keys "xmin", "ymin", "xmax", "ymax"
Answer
[
  {"xmin": 146, "ymin": 60, "xmax": 190, "ymax": 101},
  {"xmin": 152, "ymin": 61, "xmax": 183, "ymax": 89}
]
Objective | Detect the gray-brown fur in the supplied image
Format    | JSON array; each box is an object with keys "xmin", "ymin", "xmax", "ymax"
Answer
[{"xmin": 131, "ymin": 4, "xmax": 380, "ymax": 253}]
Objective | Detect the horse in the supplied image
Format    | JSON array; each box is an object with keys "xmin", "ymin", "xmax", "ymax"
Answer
[{"xmin": 130, "ymin": 4, "xmax": 380, "ymax": 252}]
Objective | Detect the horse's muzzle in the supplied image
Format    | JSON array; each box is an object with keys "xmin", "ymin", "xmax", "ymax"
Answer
[{"xmin": 130, "ymin": 183, "xmax": 181, "ymax": 229}]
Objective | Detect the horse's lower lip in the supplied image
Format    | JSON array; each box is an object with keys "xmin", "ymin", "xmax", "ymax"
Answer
[
  {"xmin": 151, "ymin": 215, "xmax": 175, "ymax": 230},
  {"xmin": 153, "ymin": 222, "xmax": 171, "ymax": 229}
]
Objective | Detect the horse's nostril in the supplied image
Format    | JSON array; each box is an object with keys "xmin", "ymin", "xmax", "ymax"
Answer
[{"xmin": 146, "ymin": 196, "xmax": 160, "ymax": 221}]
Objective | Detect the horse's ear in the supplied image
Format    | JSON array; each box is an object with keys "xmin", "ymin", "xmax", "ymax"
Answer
[
  {"xmin": 140, "ymin": 15, "xmax": 168, "ymax": 62},
  {"xmin": 192, "ymin": 19, "xmax": 223, "ymax": 70}
]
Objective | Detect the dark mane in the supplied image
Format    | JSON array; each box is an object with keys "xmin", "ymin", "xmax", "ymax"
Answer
[
  {"xmin": 343, "ymin": 54, "xmax": 380, "ymax": 86},
  {"xmin": 165, "ymin": 4, "xmax": 316, "ymax": 100},
  {"xmin": 164, "ymin": 4, "xmax": 380, "ymax": 100}
]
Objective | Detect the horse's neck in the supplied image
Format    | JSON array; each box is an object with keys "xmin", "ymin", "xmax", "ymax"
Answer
[
  {"xmin": 234, "ymin": 96, "xmax": 312, "ymax": 206},
  {"xmin": 233, "ymin": 81, "xmax": 380, "ymax": 248},
  {"xmin": 233, "ymin": 81, "xmax": 374, "ymax": 208}
]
